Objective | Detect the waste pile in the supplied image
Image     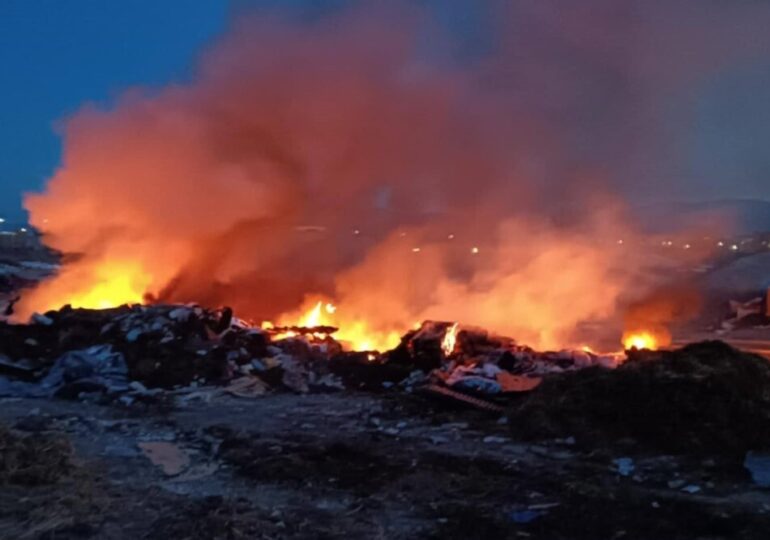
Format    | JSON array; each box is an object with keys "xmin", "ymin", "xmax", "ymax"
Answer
[
  {"xmin": 0, "ymin": 304, "xmax": 619, "ymax": 405},
  {"xmin": 3, "ymin": 304, "xmax": 770, "ymax": 457},
  {"xmin": 508, "ymin": 341, "xmax": 770, "ymax": 455},
  {"xmin": 387, "ymin": 321, "xmax": 621, "ymax": 394}
]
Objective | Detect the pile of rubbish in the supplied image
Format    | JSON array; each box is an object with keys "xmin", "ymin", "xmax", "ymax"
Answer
[
  {"xmin": 388, "ymin": 321, "xmax": 622, "ymax": 396},
  {"xmin": 508, "ymin": 341, "xmax": 770, "ymax": 454},
  {"xmin": 0, "ymin": 304, "xmax": 620, "ymax": 405},
  {"xmin": 3, "ymin": 304, "xmax": 770, "ymax": 456}
]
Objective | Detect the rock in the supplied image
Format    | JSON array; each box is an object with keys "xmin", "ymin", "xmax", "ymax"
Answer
[
  {"xmin": 745, "ymin": 452, "xmax": 770, "ymax": 487},
  {"xmin": 138, "ymin": 441, "xmax": 190, "ymax": 476},
  {"xmin": 613, "ymin": 457, "xmax": 635, "ymax": 477}
]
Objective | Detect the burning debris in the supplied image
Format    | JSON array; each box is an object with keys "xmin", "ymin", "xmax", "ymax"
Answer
[{"xmin": 0, "ymin": 303, "xmax": 624, "ymax": 409}]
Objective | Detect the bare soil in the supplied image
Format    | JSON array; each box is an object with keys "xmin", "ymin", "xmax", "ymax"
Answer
[{"xmin": 1, "ymin": 390, "xmax": 770, "ymax": 539}]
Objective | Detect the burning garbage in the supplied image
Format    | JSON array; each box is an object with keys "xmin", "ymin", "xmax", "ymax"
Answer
[
  {"xmin": 2, "ymin": 301, "xmax": 770, "ymax": 460},
  {"xmin": 0, "ymin": 304, "xmax": 619, "ymax": 406}
]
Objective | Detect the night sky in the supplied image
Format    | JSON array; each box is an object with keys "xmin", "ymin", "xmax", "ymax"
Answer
[{"xmin": 2, "ymin": 0, "xmax": 770, "ymax": 223}]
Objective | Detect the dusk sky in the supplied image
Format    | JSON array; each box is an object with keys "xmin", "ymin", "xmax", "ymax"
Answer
[
  {"xmin": 0, "ymin": 0, "xmax": 229, "ymax": 222},
  {"xmin": 2, "ymin": 0, "xmax": 770, "ymax": 223}
]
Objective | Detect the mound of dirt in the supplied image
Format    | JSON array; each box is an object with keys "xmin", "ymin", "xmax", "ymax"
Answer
[
  {"xmin": 0, "ymin": 425, "xmax": 72, "ymax": 485},
  {"xmin": 508, "ymin": 341, "xmax": 770, "ymax": 455}
]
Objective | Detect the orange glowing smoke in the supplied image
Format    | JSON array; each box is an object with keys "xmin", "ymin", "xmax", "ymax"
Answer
[{"xmin": 16, "ymin": 2, "xmax": 745, "ymax": 351}]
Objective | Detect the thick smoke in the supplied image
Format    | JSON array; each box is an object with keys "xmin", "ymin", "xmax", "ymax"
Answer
[{"xmin": 18, "ymin": 1, "xmax": 770, "ymax": 349}]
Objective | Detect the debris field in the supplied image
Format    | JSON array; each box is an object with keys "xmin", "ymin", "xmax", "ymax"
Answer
[{"xmin": 2, "ymin": 303, "xmax": 770, "ymax": 539}]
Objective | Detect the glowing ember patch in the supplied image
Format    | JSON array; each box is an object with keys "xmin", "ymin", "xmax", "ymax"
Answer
[
  {"xmin": 623, "ymin": 332, "xmax": 658, "ymax": 351},
  {"xmin": 442, "ymin": 322, "xmax": 459, "ymax": 356}
]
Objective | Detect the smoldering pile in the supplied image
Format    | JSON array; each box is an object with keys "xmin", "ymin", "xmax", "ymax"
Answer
[{"xmin": 0, "ymin": 304, "xmax": 617, "ymax": 405}]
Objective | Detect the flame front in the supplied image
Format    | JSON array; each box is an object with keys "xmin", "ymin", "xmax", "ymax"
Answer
[{"xmin": 622, "ymin": 331, "xmax": 659, "ymax": 351}]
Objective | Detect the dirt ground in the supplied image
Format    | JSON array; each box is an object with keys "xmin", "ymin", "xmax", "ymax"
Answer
[{"xmin": 1, "ymin": 390, "xmax": 770, "ymax": 540}]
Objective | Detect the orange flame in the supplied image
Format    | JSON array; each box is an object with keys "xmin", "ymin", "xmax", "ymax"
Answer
[
  {"xmin": 622, "ymin": 331, "xmax": 659, "ymax": 351},
  {"xmin": 16, "ymin": 259, "xmax": 152, "ymax": 315},
  {"xmin": 442, "ymin": 322, "xmax": 458, "ymax": 356},
  {"xmin": 265, "ymin": 298, "xmax": 401, "ymax": 352}
]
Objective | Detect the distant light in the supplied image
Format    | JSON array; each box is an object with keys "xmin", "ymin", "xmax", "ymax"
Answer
[
  {"xmin": 683, "ymin": 244, "xmax": 691, "ymax": 250},
  {"xmin": 447, "ymin": 234, "xmax": 455, "ymax": 240},
  {"xmin": 717, "ymin": 241, "xmax": 724, "ymax": 247},
  {"xmin": 0, "ymin": 218, "xmax": 5, "ymax": 224},
  {"xmin": 399, "ymin": 232, "xmax": 406, "ymax": 237},
  {"xmin": 19, "ymin": 228, "xmax": 27, "ymax": 233},
  {"xmin": 412, "ymin": 247, "xmax": 421, "ymax": 253},
  {"xmin": 471, "ymin": 246, "xmax": 479, "ymax": 254},
  {"xmin": 731, "ymin": 244, "xmax": 739, "ymax": 251},
  {"xmin": 353, "ymin": 229, "xmax": 360, "ymax": 235},
  {"xmin": 617, "ymin": 239, "xmax": 624, "ymax": 245}
]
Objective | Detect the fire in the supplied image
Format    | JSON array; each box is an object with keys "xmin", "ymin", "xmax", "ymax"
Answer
[
  {"xmin": 622, "ymin": 331, "xmax": 659, "ymax": 351},
  {"xmin": 296, "ymin": 301, "xmax": 337, "ymax": 327},
  {"xmin": 442, "ymin": 322, "xmax": 458, "ymax": 356},
  {"xmin": 15, "ymin": 4, "xmax": 713, "ymax": 352},
  {"xmin": 16, "ymin": 259, "xmax": 152, "ymax": 316},
  {"xmin": 264, "ymin": 298, "xmax": 401, "ymax": 352}
]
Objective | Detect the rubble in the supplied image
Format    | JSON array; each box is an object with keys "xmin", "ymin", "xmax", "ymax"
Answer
[
  {"xmin": 3, "ymin": 304, "xmax": 770, "ymax": 461},
  {"xmin": 1, "ymin": 308, "xmax": 574, "ymax": 404}
]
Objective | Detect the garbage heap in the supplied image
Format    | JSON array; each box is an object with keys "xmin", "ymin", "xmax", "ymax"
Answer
[{"xmin": 0, "ymin": 305, "xmax": 621, "ymax": 405}]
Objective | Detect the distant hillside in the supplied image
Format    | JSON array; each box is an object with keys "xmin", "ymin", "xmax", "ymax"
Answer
[{"xmin": 634, "ymin": 199, "xmax": 770, "ymax": 236}]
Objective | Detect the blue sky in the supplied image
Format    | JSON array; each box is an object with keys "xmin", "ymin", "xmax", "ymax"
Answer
[
  {"xmin": 0, "ymin": 0, "xmax": 480, "ymax": 223},
  {"xmin": 0, "ymin": 0, "xmax": 229, "ymax": 222}
]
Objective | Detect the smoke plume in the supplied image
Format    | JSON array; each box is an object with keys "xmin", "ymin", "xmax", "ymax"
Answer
[{"xmin": 18, "ymin": 0, "xmax": 770, "ymax": 349}]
